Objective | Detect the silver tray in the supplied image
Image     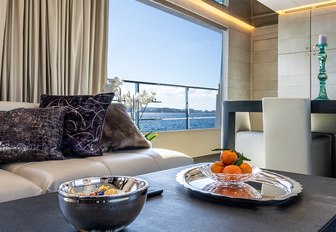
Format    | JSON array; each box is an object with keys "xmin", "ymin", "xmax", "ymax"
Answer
[{"xmin": 176, "ymin": 165, "xmax": 303, "ymax": 205}]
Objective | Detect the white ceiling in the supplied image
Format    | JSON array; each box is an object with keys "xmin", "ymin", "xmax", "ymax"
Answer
[{"xmin": 257, "ymin": 0, "xmax": 331, "ymax": 11}]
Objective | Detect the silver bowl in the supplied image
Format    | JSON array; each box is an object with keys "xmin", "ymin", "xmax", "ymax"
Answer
[{"xmin": 58, "ymin": 176, "xmax": 148, "ymax": 231}]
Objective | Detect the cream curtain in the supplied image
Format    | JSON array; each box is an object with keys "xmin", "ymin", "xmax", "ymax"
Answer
[{"xmin": 0, "ymin": 0, "xmax": 108, "ymax": 102}]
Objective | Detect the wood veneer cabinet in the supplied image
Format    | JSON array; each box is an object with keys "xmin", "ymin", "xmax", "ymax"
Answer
[
  {"xmin": 278, "ymin": 11, "xmax": 311, "ymax": 54},
  {"xmin": 278, "ymin": 11, "xmax": 311, "ymax": 98},
  {"xmin": 278, "ymin": 6, "xmax": 336, "ymax": 99}
]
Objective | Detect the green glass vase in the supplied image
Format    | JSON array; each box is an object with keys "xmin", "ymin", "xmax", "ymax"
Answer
[{"xmin": 315, "ymin": 43, "xmax": 329, "ymax": 100}]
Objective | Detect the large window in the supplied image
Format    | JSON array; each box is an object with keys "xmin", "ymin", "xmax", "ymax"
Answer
[{"xmin": 107, "ymin": 0, "xmax": 222, "ymax": 131}]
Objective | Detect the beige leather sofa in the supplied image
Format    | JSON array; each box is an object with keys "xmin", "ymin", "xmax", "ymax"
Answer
[
  {"xmin": 235, "ymin": 112, "xmax": 265, "ymax": 168},
  {"xmin": 0, "ymin": 101, "xmax": 193, "ymax": 202}
]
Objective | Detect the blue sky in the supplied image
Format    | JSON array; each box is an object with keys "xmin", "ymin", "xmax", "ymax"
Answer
[{"xmin": 107, "ymin": 0, "xmax": 222, "ymax": 110}]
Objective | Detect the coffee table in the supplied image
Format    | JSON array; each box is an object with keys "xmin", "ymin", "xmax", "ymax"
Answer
[{"xmin": 1, "ymin": 164, "xmax": 336, "ymax": 232}]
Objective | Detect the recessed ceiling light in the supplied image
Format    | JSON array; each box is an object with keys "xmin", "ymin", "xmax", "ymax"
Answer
[
  {"xmin": 193, "ymin": 0, "xmax": 254, "ymax": 30},
  {"xmin": 277, "ymin": 0, "xmax": 336, "ymax": 15}
]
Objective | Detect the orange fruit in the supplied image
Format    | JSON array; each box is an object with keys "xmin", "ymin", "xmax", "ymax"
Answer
[
  {"xmin": 210, "ymin": 161, "xmax": 225, "ymax": 173},
  {"xmin": 222, "ymin": 165, "xmax": 242, "ymax": 174},
  {"xmin": 213, "ymin": 186, "xmax": 253, "ymax": 199},
  {"xmin": 240, "ymin": 163, "xmax": 252, "ymax": 174},
  {"xmin": 220, "ymin": 150, "xmax": 238, "ymax": 165}
]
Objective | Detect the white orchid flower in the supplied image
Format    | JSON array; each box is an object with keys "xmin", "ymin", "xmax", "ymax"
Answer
[{"xmin": 111, "ymin": 76, "xmax": 123, "ymax": 87}]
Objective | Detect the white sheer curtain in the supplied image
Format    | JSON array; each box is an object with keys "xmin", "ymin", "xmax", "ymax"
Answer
[{"xmin": 0, "ymin": 0, "xmax": 108, "ymax": 102}]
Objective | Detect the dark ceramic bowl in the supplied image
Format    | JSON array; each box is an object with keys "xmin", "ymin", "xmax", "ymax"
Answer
[{"xmin": 58, "ymin": 176, "xmax": 148, "ymax": 231}]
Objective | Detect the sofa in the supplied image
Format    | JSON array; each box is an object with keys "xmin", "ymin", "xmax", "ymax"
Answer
[{"xmin": 0, "ymin": 100, "xmax": 194, "ymax": 203}]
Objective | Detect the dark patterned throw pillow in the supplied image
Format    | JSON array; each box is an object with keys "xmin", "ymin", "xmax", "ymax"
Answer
[
  {"xmin": 100, "ymin": 103, "xmax": 151, "ymax": 152},
  {"xmin": 0, "ymin": 107, "xmax": 66, "ymax": 162},
  {"xmin": 39, "ymin": 92, "xmax": 114, "ymax": 157}
]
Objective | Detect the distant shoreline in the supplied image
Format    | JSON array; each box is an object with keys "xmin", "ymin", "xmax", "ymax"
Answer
[
  {"xmin": 129, "ymin": 107, "xmax": 215, "ymax": 114},
  {"xmin": 139, "ymin": 111, "xmax": 216, "ymax": 131}
]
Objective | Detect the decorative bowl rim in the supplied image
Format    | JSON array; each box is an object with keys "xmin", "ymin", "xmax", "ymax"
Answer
[{"xmin": 57, "ymin": 176, "xmax": 149, "ymax": 199}]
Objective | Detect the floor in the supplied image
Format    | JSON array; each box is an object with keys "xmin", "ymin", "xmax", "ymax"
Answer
[{"xmin": 193, "ymin": 153, "xmax": 219, "ymax": 163}]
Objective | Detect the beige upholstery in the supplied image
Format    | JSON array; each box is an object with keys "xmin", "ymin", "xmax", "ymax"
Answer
[
  {"xmin": 88, "ymin": 148, "xmax": 193, "ymax": 175},
  {"xmin": 88, "ymin": 151, "xmax": 161, "ymax": 176},
  {"xmin": 142, "ymin": 148, "xmax": 194, "ymax": 170},
  {"xmin": 312, "ymin": 114, "xmax": 336, "ymax": 133},
  {"xmin": 235, "ymin": 112, "xmax": 251, "ymax": 132},
  {"xmin": 0, "ymin": 101, "xmax": 38, "ymax": 110},
  {"xmin": 263, "ymin": 98, "xmax": 331, "ymax": 176},
  {"xmin": 311, "ymin": 114, "xmax": 336, "ymax": 177},
  {"xmin": 236, "ymin": 131, "xmax": 265, "ymax": 168},
  {"xmin": 0, "ymin": 170, "xmax": 42, "ymax": 202},
  {"xmin": 0, "ymin": 159, "xmax": 111, "ymax": 193},
  {"xmin": 235, "ymin": 112, "xmax": 265, "ymax": 168}
]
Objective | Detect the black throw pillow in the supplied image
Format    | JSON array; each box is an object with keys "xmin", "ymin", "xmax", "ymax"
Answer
[
  {"xmin": 39, "ymin": 92, "xmax": 114, "ymax": 157},
  {"xmin": 0, "ymin": 107, "xmax": 66, "ymax": 162}
]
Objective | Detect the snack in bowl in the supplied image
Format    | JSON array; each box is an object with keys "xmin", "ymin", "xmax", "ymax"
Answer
[
  {"xmin": 202, "ymin": 149, "xmax": 261, "ymax": 184},
  {"xmin": 74, "ymin": 183, "xmax": 123, "ymax": 196}
]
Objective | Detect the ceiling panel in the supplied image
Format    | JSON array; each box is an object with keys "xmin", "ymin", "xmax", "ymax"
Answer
[
  {"xmin": 257, "ymin": 0, "xmax": 331, "ymax": 11},
  {"xmin": 257, "ymin": 0, "xmax": 298, "ymax": 11},
  {"xmin": 293, "ymin": 0, "xmax": 316, "ymax": 5}
]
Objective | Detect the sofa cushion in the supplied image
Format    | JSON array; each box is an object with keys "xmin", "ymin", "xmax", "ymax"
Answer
[
  {"xmin": 139, "ymin": 148, "xmax": 194, "ymax": 170},
  {"xmin": 87, "ymin": 150, "xmax": 161, "ymax": 176},
  {"xmin": 88, "ymin": 148, "xmax": 194, "ymax": 176},
  {"xmin": 0, "ymin": 159, "xmax": 111, "ymax": 193},
  {"xmin": 39, "ymin": 92, "xmax": 114, "ymax": 157},
  {"xmin": 0, "ymin": 101, "xmax": 38, "ymax": 111},
  {"xmin": 0, "ymin": 169, "xmax": 43, "ymax": 203},
  {"xmin": 100, "ymin": 103, "xmax": 151, "ymax": 151},
  {"xmin": 0, "ymin": 107, "xmax": 66, "ymax": 162},
  {"xmin": 236, "ymin": 131, "xmax": 265, "ymax": 168}
]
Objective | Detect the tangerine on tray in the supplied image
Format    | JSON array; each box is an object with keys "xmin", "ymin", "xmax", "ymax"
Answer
[
  {"xmin": 220, "ymin": 150, "xmax": 238, "ymax": 165},
  {"xmin": 223, "ymin": 165, "xmax": 242, "ymax": 175},
  {"xmin": 210, "ymin": 161, "xmax": 225, "ymax": 173},
  {"xmin": 239, "ymin": 163, "xmax": 252, "ymax": 174},
  {"xmin": 213, "ymin": 186, "xmax": 254, "ymax": 199}
]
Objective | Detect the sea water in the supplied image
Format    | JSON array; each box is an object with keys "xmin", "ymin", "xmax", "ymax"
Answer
[{"xmin": 139, "ymin": 112, "xmax": 216, "ymax": 132}]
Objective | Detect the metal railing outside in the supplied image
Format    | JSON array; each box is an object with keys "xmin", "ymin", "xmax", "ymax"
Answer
[{"xmin": 115, "ymin": 79, "xmax": 218, "ymax": 132}]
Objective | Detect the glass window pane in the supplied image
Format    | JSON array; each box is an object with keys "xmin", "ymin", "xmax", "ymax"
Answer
[
  {"xmin": 108, "ymin": 0, "xmax": 222, "ymax": 89},
  {"xmin": 139, "ymin": 85, "xmax": 187, "ymax": 132},
  {"xmin": 189, "ymin": 89, "xmax": 217, "ymax": 129},
  {"xmin": 107, "ymin": 0, "xmax": 222, "ymax": 132}
]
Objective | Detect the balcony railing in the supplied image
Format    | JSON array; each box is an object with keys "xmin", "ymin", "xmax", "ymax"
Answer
[{"xmin": 110, "ymin": 79, "xmax": 219, "ymax": 132}]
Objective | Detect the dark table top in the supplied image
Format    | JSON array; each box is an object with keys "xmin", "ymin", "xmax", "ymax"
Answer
[{"xmin": 1, "ymin": 164, "xmax": 336, "ymax": 232}]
